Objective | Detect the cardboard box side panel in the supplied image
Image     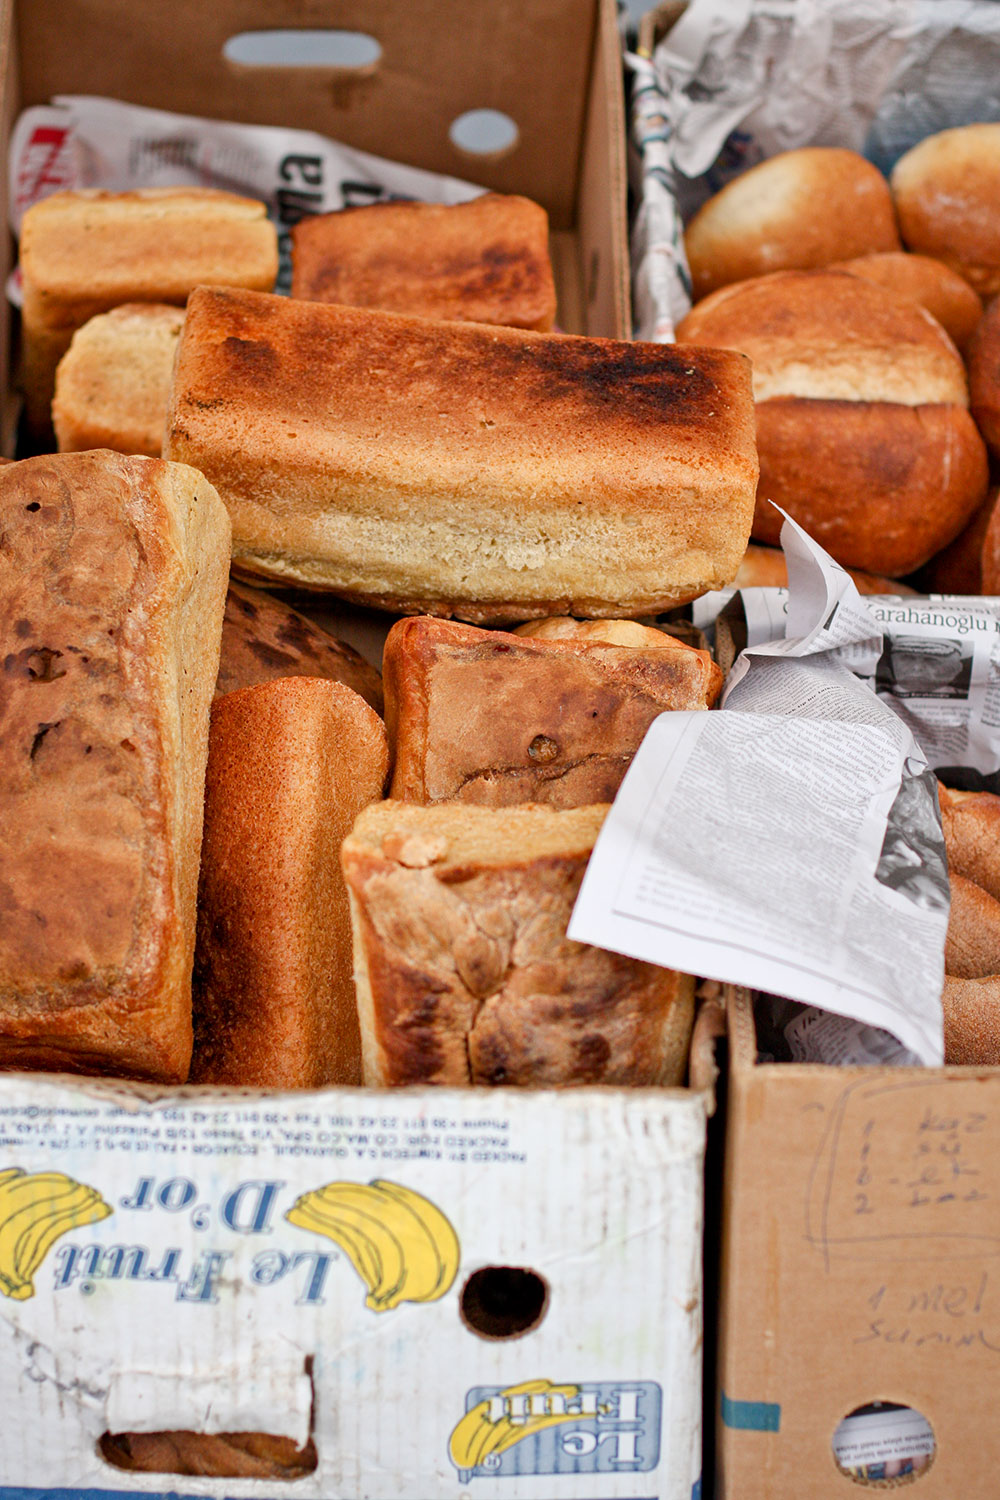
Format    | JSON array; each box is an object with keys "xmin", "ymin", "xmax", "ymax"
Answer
[
  {"xmin": 720, "ymin": 993, "xmax": 1000, "ymax": 1498},
  {"xmin": 549, "ymin": 227, "xmax": 584, "ymax": 335},
  {"xmin": 577, "ymin": 0, "xmax": 629, "ymax": 339},
  {"xmin": 14, "ymin": 0, "xmax": 594, "ymax": 228}
]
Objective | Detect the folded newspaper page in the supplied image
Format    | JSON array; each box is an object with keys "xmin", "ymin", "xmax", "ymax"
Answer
[
  {"xmin": 8, "ymin": 96, "xmax": 484, "ymax": 297},
  {"xmin": 570, "ymin": 515, "xmax": 948, "ymax": 1064}
]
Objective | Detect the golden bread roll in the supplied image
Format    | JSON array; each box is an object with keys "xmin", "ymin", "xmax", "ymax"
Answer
[
  {"xmin": 734, "ymin": 543, "xmax": 914, "ymax": 595},
  {"xmin": 939, "ymin": 784, "xmax": 1000, "ymax": 903},
  {"xmin": 165, "ymin": 287, "xmax": 759, "ymax": 621},
  {"xmin": 983, "ymin": 491, "xmax": 1000, "ymax": 595},
  {"xmin": 921, "ymin": 486, "xmax": 999, "ymax": 595},
  {"xmin": 342, "ymin": 801, "xmax": 695, "ymax": 1088},
  {"xmin": 19, "ymin": 187, "xmax": 277, "ymax": 435},
  {"xmin": 513, "ymin": 616, "xmax": 678, "ymax": 647},
  {"xmin": 943, "ymin": 974, "xmax": 1000, "ymax": 1066},
  {"xmin": 218, "ymin": 580, "xmax": 383, "ymax": 712},
  {"xmin": 946, "ymin": 873, "xmax": 1000, "ymax": 979},
  {"xmin": 891, "ymin": 124, "xmax": 1000, "ymax": 294},
  {"xmin": 0, "ymin": 452, "xmax": 230, "ymax": 1080},
  {"xmin": 101, "ymin": 1429, "xmax": 316, "ymax": 1479},
  {"xmin": 684, "ymin": 147, "xmax": 899, "ymax": 301},
  {"xmin": 831, "ymin": 251, "xmax": 982, "ymax": 350},
  {"xmin": 966, "ymin": 295, "xmax": 1000, "ymax": 458},
  {"xmin": 383, "ymin": 616, "xmax": 721, "ymax": 807},
  {"xmin": 677, "ymin": 270, "xmax": 988, "ymax": 576},
  {"xmin": 53, "ymin": 303, "xmax": 184, "ymax": 457},
  {"xmin": 292, "ymin": 193, "xmax": 556, "ymax": 331},
  {"xmin": 191, "ymin": 677, "xmax": 388, "ymax": 1088}
]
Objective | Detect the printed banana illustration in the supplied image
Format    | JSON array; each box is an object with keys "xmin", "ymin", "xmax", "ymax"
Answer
[
  {"xmin": 286, "ymin": 1178, "xmax": 459, "ymax": 1312},
  {"xmin": 450, "ymin": 1380, "xmax": 584, "ymax": 1472},
  {"xmin": 0, "ymin": 1168, "xmax": 112, "ymax": 1300}
]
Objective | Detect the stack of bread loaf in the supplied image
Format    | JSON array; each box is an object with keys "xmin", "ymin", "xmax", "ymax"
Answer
[
  {"xmin": 5, "ymin": 183, "xmax": 763, "ymax": 1109},
  {"xmin": 940, "ymin": 784, "xmax": 1000, "ymax": 1065}
]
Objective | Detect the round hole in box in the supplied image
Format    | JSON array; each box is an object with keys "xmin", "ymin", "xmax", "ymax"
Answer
[
  {"xmin": 832, "ymin": 1401, "xmax": 935, "ymax": 1486},
  {"xmin": 223, "ymin": 30, "xmax": 382, "ymax": 70},
  {"xmin": 460, "ymin": 1265, "xmax": 548, "ymax": 1339},
  {"xmin": 449, "ymin": 109, "xmax": 519, "ymax": 159}
]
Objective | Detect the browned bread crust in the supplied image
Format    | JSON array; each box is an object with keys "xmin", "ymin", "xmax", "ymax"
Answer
[
  {"xmin": 0, "ymin": 452, "xmax": 230, "ymax": 1080},
  {"xmin": 218, "ymin": 581, "xmax": 383, "ymax": 712},
  {"xmin": 939, "ymin": 784, "xmax": 1000, "ymax": 903},
  {"xmin": 678, "ymin": 271, "xmax": 988, "ymax": 576},
  {"xmin": 966, "ymin": 295, "xmax": 1000, "ymax": 458},
  {"xmin": 946, "ymin": 873, "xmax": 1000, "ymax": 978},
  {"xmin": 192, "ymin": 677, "xmax": 388, "ymax": 1088},
  {"xmin": 943, "ymin": 974, "xmax": 1000, "ymax": 1065},
  {"xmin": 384, "ymin": 617, "xmax": 720, "ymax": 807},
  {"xmin": 342, "ymin": 801, "xmax": 694, "ymax": 1088},
  {"xmin": 832, "ymin": 251, "xmax": 982, "ymax": 350},
  {"xmin": 164, "ymin": 287, "xmax": 759, "ymax": 621},
  {"xmin": 53, "ymin": 303, "xmax": 184, "ymax": 457},
  {"xmin": 891, "ymin": 125, "xmax": 1000, "ymax": 295},
  {"xmin": 921, "ymin": 486, "xmax": 1000, "ymax": 595},
  {"xmin": 983, "ymin": 490, "xmax": 1000, "ymax": 595},
  {"xmin": 684, "ymin": 148, "xmax": 899, "ymax": 301},
  {"xmin": 101, "ymin": 1429, "xmax": 316, "ymax": 1479},
  {"xmin": 291, "ymin": 193, "xmax": 556, "ymax": 331}
]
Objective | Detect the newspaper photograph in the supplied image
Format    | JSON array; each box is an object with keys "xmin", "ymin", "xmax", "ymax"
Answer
[{"xmin": 570, "ymin": 514, "xmax": 948, "ymax": 1065}]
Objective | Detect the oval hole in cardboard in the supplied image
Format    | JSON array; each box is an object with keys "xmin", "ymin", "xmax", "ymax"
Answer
[
  {"xmin": 832, "ymin": 1401, "xmax": 935, "ymax": 1486},
  {"xmin": 97, "ymin": 1429, "xmax": 318, "ymax": 1478},
  {"xmin": 223, "ymin": 30, "xmax": 382, "ymax": 70},
  {"xmin": 449, "ymin": 109, "xmax": 519, "ymax": 160},
  {"xmin": 460, "ymin": 1265, "xmax": 548, "ymax": 1340}
]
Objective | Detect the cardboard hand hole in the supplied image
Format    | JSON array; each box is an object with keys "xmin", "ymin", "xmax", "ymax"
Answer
[
  {"xmin": 449, "ymin": 109, "xmax": 519, "ymax": 160},
  {"xmin": 832, "ymin": 1401, "xmax": 935, "ymax": 1487},
  {"xmin": 223, "ymin": 30, "xmax": 382, "ymax": 71},
  {"xmin": 460, "ymin": 1265, "xmax": 548, "ymax": 1339},
  {"xmin": 98, "ymin": 1429, "xmax": 318, "ymax": 1479}
]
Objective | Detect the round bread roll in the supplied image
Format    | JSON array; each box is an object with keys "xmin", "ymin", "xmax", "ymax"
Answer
[
  {"xmin": 831, "ymin": 251, "xmax": 982, "ymax": 350},
  {"xmin": 684, "ymin": 147, "xmax": 899, "ymax": 301},
  {"xmin": 734, "ymin": 544, "xmax": 914, "ymax": 596},
  {"xmin": 921, "ymin": 486, "xmax": 1000, "ymax": 595},
  {"xmin": 946, "ymin": 873, "xmax": 1000, "ymax": 980},
  {"xmin": 891, "ymin": 124, "xmax": 1000, "ymax": 295},
  {"xmin": 943, "ymin": 974, "xmax": 1000, "ymax": 1066},
  {"xmin": 938, "ymin": 784, "xmax": 1000, "ymax": 903},
  {"xmin": 514, "ymin": 617, "xmax": 676, "ymax": 648},
  {"xmin": 966, "ymin": 295, "xmax": 1000, "ymax": 458},
  {"xmin": 676, "ymin": 270, "xmax": 988, "ymax": 576}
]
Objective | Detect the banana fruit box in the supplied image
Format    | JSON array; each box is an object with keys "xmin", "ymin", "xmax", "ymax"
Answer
[{"xmin": 0, "ymin": 1065, "xmax": 711, "ymax": 1500}]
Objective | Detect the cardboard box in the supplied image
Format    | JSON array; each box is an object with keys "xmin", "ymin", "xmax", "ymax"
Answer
[
  {"xmin": 0, "ymin": 10, "xmax": 716, "ymax": 1496},
  {"xmin": 0, "ymin": 0, "xmax": 631, "ymax": 449},
  {"xmin": 717, "ymin": 987, "xmax": 1000, "ymax": 1498}
]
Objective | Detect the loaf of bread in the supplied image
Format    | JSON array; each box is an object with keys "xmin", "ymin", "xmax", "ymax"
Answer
[
  {"xmin": 0, "ymin": 451, "xmax": 230, "ymax": 1079},
  {"xmin": 831, "ymin": 252, "xmax": 982, "ymax": 351},
  {"xmin": 164, "ymin": 287, "xmax": 758, "ymax": 621},
  {"xmin": 939, "ymin": 784, "xmax": 1000, "ymax": 903},
  {"xmin": 945, "ymin": 873, "xmax": 1000, "ymax": 979},
  {"xmin": 191, "ymin": 677, "xmax": 388, "ymax": 1087},
  {"xmin": 342, "ymin": 801, "xmax": 694, "ymax": 1088},
  {"xmin": 677, "ymin": 270, "xmax": 988, "ymax": 576},
  {"xmin": 966, "ymin": 296, "xmax": 1000, "ymax": 459},
  {"xmin": 53, "ymin": 303, "xmax": 183, "ymax": 457},
  {"xmin": 513, "ymin": 617, "xmax": 677, "ymax": 646},
  {"xmin": 101, "ymin": 1429, "xmax": 316, "ymax": 1480},
  {"xmin": 684, "ymin": 148, "xmax": 899, "ymax": 301},
  {"xmin": 733, "ymin": 544, "xmax": 914, "ymax": 596},
  {"xmin": 921, "ymin": 487, "xmax": 1000, "ymax": 595},
  {"xmin": 943, "ymin": 974, "xmax": 1000, "ymax": 1066},
  {"xmin": 19, "ymin": 187, "xmax": 277, "ymax": 435},
  {"xmin": 384, "ymin": 616, "xmax": 720, "ymax": 807},
  {"xmin": 292, "ymin": 193, "xmax": 556, "ymax": 330},
  {"xmin": 218, "ymin": 580, "xmax": 383, "ymax": 712},
  {"xmin": 891, "ymin": 125, "xmax": 1000, "ymax": 294}
]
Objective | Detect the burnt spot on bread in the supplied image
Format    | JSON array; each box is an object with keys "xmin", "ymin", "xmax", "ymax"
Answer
[
  {"xmin": 247, "ymin": 639, "xmax": 297, "ymax": 671},
  {"xmin": 13, "ymin": 619, "xmax": 31, "ymax": 638},
  {"xmin": 222, "ymin": 336, "xmax": 279, "ymax": 382},
  {"xmin": 574, "ymin": 1032, "xmax": 611, "ymax": 1081},
  {"xmin": 29, "ymin": 721, "xmax": 60, "ymax": 760},
  {"xmin": 4, "ymin": 646, "xmax": 67, "ymax": 682},
  {"xmin": 229, "ymin": 593, "xmax": 259, "ymax": 620}
]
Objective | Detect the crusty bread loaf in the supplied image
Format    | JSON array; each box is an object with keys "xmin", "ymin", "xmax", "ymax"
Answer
[
  {"xmin": 921, "ymin": 487, "xmax": 1000, "ymax": 595},
  {"xmin": 943, "ymin": 974, "xmax": 1000, "ymax": 1066},
  {"xmin": 218, "ymin": 581, "xmax": 383, "ymax": 712},
  {"xmin": 983, "ymin": 491, "xmax": 1000, "ymax": 595},
  {"xmin": 384, "ymin": 616, "xmax": 721, "ymax": 807},
  {"xmin": 19, "ymin": 187, "xmax": 277, "ymax": 436},
  {"xmin": 939, "ymin": 784, "xmax": 1000, "ymax": 903},
  {"xmin": 342, "ymin": 801, "xmax": 695, "ymax": 1088},
  {"xmin": 733, "ymin": 544, "xmax": 914, "ymax": 596},
  {"xmin": 946, "ymin": 873, "xmax": 1000, "ymax": 979},
  {"xmin": 101, "ymin": 1430, "xmax": 316, "ymax": 1480},
  {"xmin": 684, "ymin": 148, "xmax": 899, "ymax": 301},
  {"xmin": 0, "ymin": 452, "xmax": 230, "ymax": 1080},
  {"xmin": 966, "ymin": 295, "xmax": 1000, "ymax": 459},
  {"xmin": 191, "ymin": 677, "xmax": 388, "ymax": 1088},
  {"xmin": 53, "ymin": 303, "xmax": 184, "ymax": 457},
  {"xmin": 677, "ymin": 270, "xmax": 988, "ymax": 576},
  {"xmin": 291, "ymin": 193, "xmax": 556, "ymax": 331},
  {"xmin": 891, "ymin": 125, "xmax": 1000, "ymax": 294},
  {"xmin": 831, "ymin": 252, "xmax": 982, "ymax": 351},
  {"xmin": 164, "ymin": 287, "xmax": 758, "ymax": 621}
]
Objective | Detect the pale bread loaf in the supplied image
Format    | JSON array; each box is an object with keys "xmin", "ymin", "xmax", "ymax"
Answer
[{"xmin": 53, "ymin": 303, "xmax": 184, "ymax": 457}]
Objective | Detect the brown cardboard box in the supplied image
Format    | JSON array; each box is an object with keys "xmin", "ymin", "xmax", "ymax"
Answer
[
  {"xmin": 0, "ymin": 0, "xmax": 629, "ymax": 449},
  {"xmin": 718, "ymin": 986, "xmax": 1000, "ymax": 1498}
]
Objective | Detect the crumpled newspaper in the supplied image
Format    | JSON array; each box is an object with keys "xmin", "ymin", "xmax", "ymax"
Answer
[{"xmin": 631, "ymin": 0, "xmax": 1000, "ymax": 339}]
